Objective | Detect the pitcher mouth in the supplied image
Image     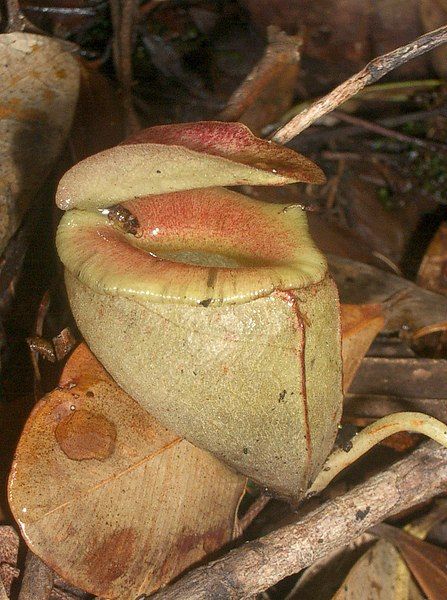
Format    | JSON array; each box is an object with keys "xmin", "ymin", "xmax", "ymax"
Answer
[{"xmin": 56, "ymin": 186, "xmax": 327, "ymax": 306}]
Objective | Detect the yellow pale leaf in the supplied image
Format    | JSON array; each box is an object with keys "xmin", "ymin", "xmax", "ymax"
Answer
[{"xmin": 0, "ymin": 33, "xmax": 79, "ymax": 253}]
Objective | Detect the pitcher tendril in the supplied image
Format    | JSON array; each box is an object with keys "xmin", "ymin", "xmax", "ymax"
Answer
[{"xmin": 307, "ymin": 412, "xmax": 447, "ymax": 497}]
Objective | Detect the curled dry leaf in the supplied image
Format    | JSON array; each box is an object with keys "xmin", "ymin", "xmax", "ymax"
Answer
[
  {"xmin": 373, "ymin": 522, "xmax": 447, "ymax": 600},
  {"xmin": 329, "ymin": 255, "xmax": 447, "ymax": 333},
  {"xmin": 331, "ymin": 501, "xmax": 447, "ymax": 600},
  {"xmin": 219, "ymin": 26, "xmax": 302, "ymax": 134},
  {"xmin": 0, "ymin": 32, "xmax": 79, "ymax": 254},
  {"xmin": 332, "ymin": 538, "xmax": 423, "ymax": 600},
  {"xmin": 340, "ymin": 303, "xmax": 385, "ymax": 393},
  {"xmin": 417, "ymin": 222, "xmax": 447, "ymax": 297},
  {"xmin": 8, "ymin": 344, "xmax": 246, "ymax": 600}
]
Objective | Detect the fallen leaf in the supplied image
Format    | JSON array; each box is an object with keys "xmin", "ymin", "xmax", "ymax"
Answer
[
  {"xmin": 373, "ymin": 522, "xmax": 447, "ymax": 600},
  {"xmin": 8, "ymin": 344, "xmax": 246, "ymax": 599},
  {"xmin": 329, "ymin": 255, "xmax": 447, "ymax": 333},
  {"xmin": 331, "ymin": 502, "xmax": 447, "ymax": 600},
  {"xmin": 220, "ymin": 26, "xmax": 302, "ymax": 135},
  {"xmin": 341, "ymin": 303, "xmax": 385, "ymax": 392},
  {"xmin": 332, "ymin": 538, "xmax": 423, "ymax": 600},
  {"xmin": 0, "ymin": 32, "xmax": 79, "ymax": 254},
  {"xmin": 417, "ymin": 222, "xmax": 447, "ymax": 297}
]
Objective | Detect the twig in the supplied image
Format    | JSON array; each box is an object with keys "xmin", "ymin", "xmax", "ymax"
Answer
[
  {"xmin": 18, "ymin": 551, "xmax": 53, "ymax": 600},
  {"xmin": 287, "ymin": 107, "xmax": 447, "ymax": 149},
  {"xmin": 218, "ymin": 26, "xmax": 302, "ymax": 122},
  {"xmin": 411, "ymin": 321, "xmax": 447, "ymax": 339},
  {"xmin": 272, "ymin": 25, "xmax": 447, "ymax": 144},
  {"xmin": 331, "ymin": 109, "xmax": 447, "ymax": 154},
  {"xmin": 149, "ymin": 441, "xmax": 447, "ymax": 599},
  {"xmin": 28, "ymin": 290, "xmax": 51, "ymax": 396},
  {"xmin": 4, "ymin": 0, "xmax": 40, "ymax": 32},
  {"xmin": 283, "ymin": 533, "xmax": 375, "ymax": 600},
  {"xmin": 234, "ymin": 494, "xmax": 271, "ymax": 538}
]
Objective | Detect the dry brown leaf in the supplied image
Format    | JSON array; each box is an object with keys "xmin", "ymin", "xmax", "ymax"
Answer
[
  {"xmin": 0, "ymin": 33, "xmax": 79, "ymax": 254},
  {"xmin": 417, "ymin": 222, "xmax": 447, "ymax": 297},
  {"xmin": 220, "ymin": 26, "xmax": 302, "ymax": 135},
  {"xmin": 341, "ymin": 303, "xmax": 385, "ymax": 393},
  {"xmin": 8, "ymin": 344, "xmax": 246, "ymax": 600},
  {"xmin": 332, "ymin": 538, "xmax": 423, "ymax": 600},
  {"xmin": 374, "ymin": 522, "xmax": 447, "ymax": 600},
  {"xmin": 331, "ymin": 502, "xmax": 447, "ymax": 600},
  {"xmin": 329, "ymin": 255, "xmax": 447, "ymax": 333},
  {"xmin": 412, "ymin": 221, "xmax": 447, "ymax": 352}
]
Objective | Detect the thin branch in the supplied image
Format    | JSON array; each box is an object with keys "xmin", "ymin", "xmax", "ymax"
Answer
[
  {"xmin": 233, "ymin": 493, "xmax": 271, "ymax": 538},
  {"xmin": 331, "ymin": 109, "xmax": 447, "ymax": 154},
  {"xmin": 272, "ymin": 25, "xmax": 447, "ymax": 144},
  {"xmin": 5, "ymin": 0, "xmax": 40, "ymax": 33},
  {"xmin": 149, "ymin": 441, "xmax": 447, "ymax": 599}
]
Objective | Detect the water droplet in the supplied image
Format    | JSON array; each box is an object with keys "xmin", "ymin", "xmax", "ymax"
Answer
[
  {"xmin": 22, "ymin": 507, "xmax": 27, "ymax": 513},
  {"xmin": 70, "ymin": 405, "xmax": 76, "ymax": 411}
]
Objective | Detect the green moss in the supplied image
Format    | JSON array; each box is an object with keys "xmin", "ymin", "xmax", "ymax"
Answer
[
  {"xmin": 377, "ymin": 186, "xmax": 393, "ymax": 210},
  {"xmin": 413, "ymin": 152, "xmax": 447, "ymax": 203}
]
